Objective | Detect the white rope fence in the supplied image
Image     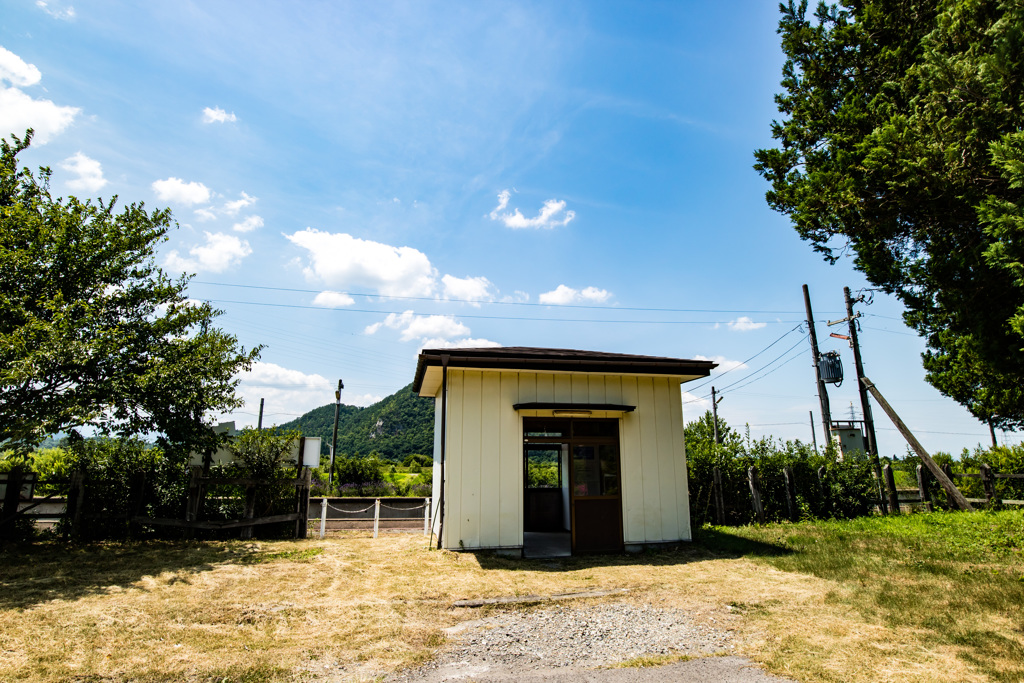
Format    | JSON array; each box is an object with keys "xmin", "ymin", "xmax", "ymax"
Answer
[{"xmin": 319, "ymin": 498, "xmax": 432, "ymax": 539}]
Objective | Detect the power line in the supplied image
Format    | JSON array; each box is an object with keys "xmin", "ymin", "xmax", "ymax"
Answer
[
  {"xmin": 714, "ymin": 335, "xmax": 809, "ymax": 394},
  {"xmin": 206, "ymin": 298, "xmax": 805, "ymax": 325},
  {"xmin": 683, "ymin": 334, "xmax": 809, "ymax": 404},
  {"xmin": 193, "ymin": 280, "xmax": 842, "ymax": 316},
  {"xmin": 683, "ymin": 324, "xmax": 804, "ymax": 395},
  {"xmin": 719, "ymin": 346, "xmax": 807, "ymax": 395}
]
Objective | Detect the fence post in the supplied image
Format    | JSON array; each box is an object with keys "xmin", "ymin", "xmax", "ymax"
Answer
[
  {"xmin": 783, "ymin": 466, "xmax": 798, "ymax": 522},
  {"xmin": 942, "ymin": 463, "xmax": 956, "ymax": 509},
  {"xmin": 980, "ymin": 463, "xmax": 998, "ymax": 507},
  {"xmin": 883, "ymin": 464, "xmax": 901, "ymax": 514},
  {"xmin": 240, "ymin": 485, "xmax": 257, "ymax": 540},
  {"xmin": 747, "ymin": 466, "xmax": 765, "ymax": 525},
  {"xmin": 185, "ymin": 466, "xmax": 202, "ymax": 521},
  {"xmin": 320, "ymin": 497, "xmax": 328, "ymax": 539},
  {"xmin": 373, "ymin": 498, "xmax": 381, "ymax": 538},
  {"xmin": 296, "ymin": 467, "xmax": 311, "ymax": 540},
  {"xmin": 872, "ymin": 469, "xmax": 887, "ymax": 515},
  {"xmin": 816, "ymin": 465, "xmax": 830, "ymax": 516},
  {"xmin": 128, "ymin": 471, "xmax": 147, "ymax": 538},
  {"xmin": 424, "ymin": 497, "xmax": 431, "ymax": 535},
  {"xmin": 916, "ymin": 465, "xmax": 933, "ymax": 512},
  {"xmin": 66, "ymin": 468, "xmax": 86, "ymax": 541},
  {"xmin": 0, "ymin": 467, "xmax": 23, "ymax": 539},
  {"xmin": 712, "ymin": 467, "xmax": 726, "ymax": 525}
]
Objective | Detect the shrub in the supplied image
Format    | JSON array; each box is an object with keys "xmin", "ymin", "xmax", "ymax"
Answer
[{"xmin": 686, "ymin": 411, "xmax": 877, "ymax": 526}]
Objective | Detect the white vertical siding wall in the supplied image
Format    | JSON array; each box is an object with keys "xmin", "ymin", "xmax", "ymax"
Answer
[{"xmin": 435, "ymin": 370, "xmax": 691, "ymax": 550}]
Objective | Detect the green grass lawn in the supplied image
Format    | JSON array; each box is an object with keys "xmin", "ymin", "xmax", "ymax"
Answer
[{"xmin": 700, "ymin": 510, "xmax": 1024, "ymax": 682}]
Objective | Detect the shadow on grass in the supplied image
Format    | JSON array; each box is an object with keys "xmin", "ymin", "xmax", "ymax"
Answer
[
  {"xmin": 0, "ymin": 538, "xmax": 278, "ymax": 610},
  {"xmin": 474, "ymin": 526, "xmax": 790, "ymax": 572}
]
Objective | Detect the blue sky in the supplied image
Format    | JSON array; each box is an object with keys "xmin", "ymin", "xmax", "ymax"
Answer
[{"xmin": 1, "ymin": 0, "xmax": 1008, "ymax": 456}]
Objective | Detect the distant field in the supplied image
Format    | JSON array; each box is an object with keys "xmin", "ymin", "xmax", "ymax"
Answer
[{"xmin": 1, "ymin": 510, "xmax": 1021, "ymax": 682}]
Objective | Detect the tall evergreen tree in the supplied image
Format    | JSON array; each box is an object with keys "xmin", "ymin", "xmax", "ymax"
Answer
[{"xmin": 755, "ymin": 0, "xmax": 1024, "ymax": 429}]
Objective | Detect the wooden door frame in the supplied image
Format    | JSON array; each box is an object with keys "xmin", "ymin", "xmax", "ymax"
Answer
[{"xmin": 523, "ymin": 417, "xmax": 623, "ymax": 554}]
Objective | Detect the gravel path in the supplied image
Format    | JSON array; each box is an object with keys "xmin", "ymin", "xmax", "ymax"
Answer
[{"xmin": 387, "ymin": 602, "xmax": 795, "ymax": 682}]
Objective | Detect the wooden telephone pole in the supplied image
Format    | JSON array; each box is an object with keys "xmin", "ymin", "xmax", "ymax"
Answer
[
  {"xmin": 803, "ymin": 285, "xmax": 833, "ymax": 447},
  {"xmin": 329, "ymin": 379, "xmax": 343, "ymax": 489},
  {"xmin": 711, "ymin": 386, "xmax": 722, "ymax": 445},
  {"xmin": 829, "ymin": 287, "xmax": 886, "ymax": 512}
]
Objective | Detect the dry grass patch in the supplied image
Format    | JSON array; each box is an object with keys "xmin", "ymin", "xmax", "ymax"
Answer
[{"xmin": 2, "ymin": 514, "xmax": 1020, "ymax": 682}]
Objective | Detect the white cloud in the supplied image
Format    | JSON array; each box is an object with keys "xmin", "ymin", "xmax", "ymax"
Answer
[
  {"xmin": 682, "ymin": 390, "xmax": 710, "ymax": 413},
  {"xmin": 694, "ymin": 355, "xmax": 747, "ymax": 374},
  {"xmin": 0, "ymin": 86, "xmax": 78, "ymax": 144},
  {"xmin": 345, "ymin": 393, "xmax": 384, "ymax": 408},
  {"xmin": 538, "ymin": 284, "xmax": 611, "ymax": 305},
  {"xmin": 194, "ymin": 208, "xmax": 217, "ymax": 222},
  {"xmin": 223, "ymin": 191, "xmax": 257, "ymax": 215},
  {"xmin": 442, "ymin": 274, "xmax": 494, "ymax": 305},
  {"xmin": 501, "ymin": 291, "xmax": 530, "ymax": 303},
  {"xmin": 226, "ymin": 361, "xmax": 333, "ymax": 428},
  {"xmin": 489, "ymin": 189, "xmax": 575, "ymax": 229},
  {"xmin": 35, "ymin": 1, "xmax": 75, "ymax": 20},
  {"xmin": 364, "ymin": 310, "xmax": 469, "ymax": 342},
  {"xmin": 579, "ymin": 286, "xmax": 610, "ymax": 302},
  {"xmin": 727, "ymin": 316, "xmax": 767, "ymax": 332},
  {"xmin": 0, "ymin": 48, "xmax": 78, "ymax": 145},
  {"xmin": 0, "ymin": 47, "xmax": 42, "ymax": 87},
  {"xmin": 152, "ymin": 177, "xmax": 211, "ymax": 206},
  {"xmin": 232, "ymin": 215, "xmax": 263, "ymax": 233},
  {"xmin": 312, "ymin": 290, "xmax": 355, "ymax": 308},
  {"xmin": 59, "ymin": 152, "xmax": 106, "ymax": 193},
  {"xmin": 164, "ymin": 232, "xmax": 251, "ymax": 273},
  {"xmin": 202, "ymin": 106, "xmax": 237, "ymax": 124},
  {"xmin": 286, "ymin": 229, "xmax": 437, "ymax": 298},
  {"xmin": 489, "ymin": 189, "xmax": 511, "ymax": 217}
]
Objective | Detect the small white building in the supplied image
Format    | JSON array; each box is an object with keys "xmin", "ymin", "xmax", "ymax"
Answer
[{"xmin": 412, "ymin": 347, "xmax": 715, "ymax": 557}]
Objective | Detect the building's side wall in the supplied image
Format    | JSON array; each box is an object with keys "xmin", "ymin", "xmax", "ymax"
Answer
[{"xmin": 436, "ymin": 370, "xmax": 691, "ymax": 550}]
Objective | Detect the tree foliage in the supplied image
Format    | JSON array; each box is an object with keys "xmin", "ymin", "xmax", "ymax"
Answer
[
  {"xmin": 754, "ymin": 0, "xmax": 1024, "ymax": 429},
  {"xmin": 229, "ymin": 427, "xmax": 300, "ymax": 479},
  {"xmin": 0, "ymin": 131, "xmax": 260, "ymax": 456}
]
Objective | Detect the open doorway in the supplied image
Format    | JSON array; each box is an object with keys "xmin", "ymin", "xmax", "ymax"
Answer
[{"xmin": 523, "ymin": 418, "xmax": 622, "ymax": 557}]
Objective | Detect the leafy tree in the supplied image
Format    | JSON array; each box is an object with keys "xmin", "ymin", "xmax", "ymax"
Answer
[
  {"xmin": 402, "ymin": 452, "xmax": 432, "ymax": 468},
  {"xmin": 229, "ymin": 427, "xmax": 300, "ymax": 479},
  {"xmin": 335, "ymin": 453, "xmax": 386, "ymax": 495},
  {"xmin": 754, "ymin": 0, "xmax": 1024, "ymax": 429},
  {"xmin": 0, "ymin": 131, "xmax": 260, "ymax": 456}
]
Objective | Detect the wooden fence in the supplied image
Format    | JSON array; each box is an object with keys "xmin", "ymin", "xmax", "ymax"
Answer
[
  {"xmin": 710, "ymin": 461, "xmax": 1024, "ymax": 525},
  {"xmin": 136, "ymin": 466, "xmax": 313, "ymax": 539},
  {"xmin": 1, "ymin": 466, "xmax": 312, "ymax": 540},
  {"xmin": 0, "ymin": 469, "xmax": 85, "ymax": 540}
]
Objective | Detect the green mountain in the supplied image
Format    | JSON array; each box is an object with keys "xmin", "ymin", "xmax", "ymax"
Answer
[{"xmin": 277, "ymin": 383, "xmax": 434, "ymax": 461}]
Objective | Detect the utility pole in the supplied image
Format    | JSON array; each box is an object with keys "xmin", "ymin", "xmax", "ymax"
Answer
[
  {"xmin": 809, "ymin": 410, "xmax": 819, "ymax": 453},
  {"xmin": 711, "ymin": 386, "xmax": 721, "ymax": 445},
  {"xmin": 329, "ymin": 379, "xmax": 343, "ymax": 489},
  {"xmin": 829, "ymin": 287, "xmax": 886, "ymax": 513},
  {"xmin": 843, "ymin": 287, "xmax": 878, "ymax": 457},
  {"xmin": 257, "ymin": 398, "xmax": 265, "ymax": 430},
  {"xmin": 803, "ymin": 284, "xmax": 833, "ymax": 448}
]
